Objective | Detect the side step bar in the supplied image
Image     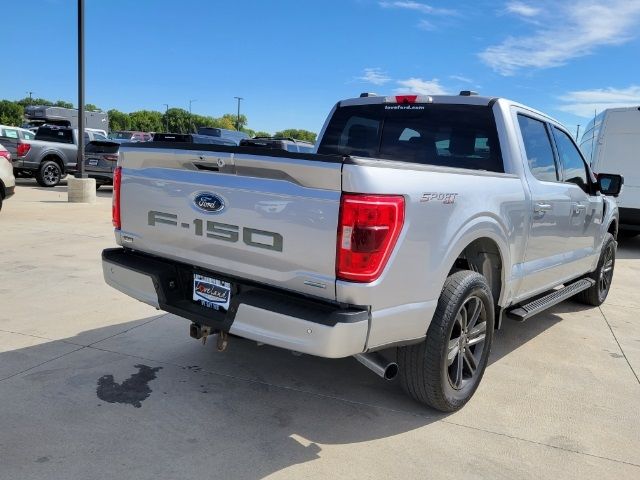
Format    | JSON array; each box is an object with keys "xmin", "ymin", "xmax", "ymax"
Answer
[{"xmin": 507, "ymin": 278, "xmax": 596, "ymax": 321}]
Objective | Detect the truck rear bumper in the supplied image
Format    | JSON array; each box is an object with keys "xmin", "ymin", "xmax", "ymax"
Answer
[{"xmin": 102, "ymin": 248, "xmax": 369, "ymax": 358}]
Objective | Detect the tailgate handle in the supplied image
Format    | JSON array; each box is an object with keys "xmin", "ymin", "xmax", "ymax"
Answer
[{"xmin": 193, "ymin": 162, "xmax": 220, "ymax": 172}]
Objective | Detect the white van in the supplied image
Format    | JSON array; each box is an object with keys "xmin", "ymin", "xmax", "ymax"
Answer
[{"xmin": 580, "ymin": 107, "xmax": 640, "ymax": 236}]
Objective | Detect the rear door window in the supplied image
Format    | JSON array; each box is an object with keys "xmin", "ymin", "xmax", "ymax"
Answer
[
  {"xmin": 22, "ymin": 130, "xmax": 35, "ymax": 140},
  {"xmin": 517, "ymin": 115, "xmax": 558, "ymax": 182},
  {"xmin": 318, "ymin": 103, "xmax": 503, "ymax": 172}
]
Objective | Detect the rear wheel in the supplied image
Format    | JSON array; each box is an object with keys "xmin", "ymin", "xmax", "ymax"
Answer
[
  {"xmin": 36, "ymin": 160, "xmax": 62, "ymax": 187},
  {"xmin": 398, "ymin": 270, "xmax": 494, "ymax": 412},
  {"xmin": 576, "ymin": 233, "xmax": 616, "ymax": 306}
]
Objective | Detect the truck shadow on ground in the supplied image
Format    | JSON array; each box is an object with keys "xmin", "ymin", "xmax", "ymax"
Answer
[
  {"xmin": 616, "ymin": 235, "xmax": 640, "ymax": 259},
  {"xmin": 0, "ymin": 298, "xmax": 591, "ymax": 478}
]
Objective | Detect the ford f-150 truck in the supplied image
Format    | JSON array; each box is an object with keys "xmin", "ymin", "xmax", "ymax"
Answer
[
  {"xmin": 14, "ymin": 125, "xmax": 108, "ymax": 187},
  {"xmin": 102, "ymin": 92, "xmax": 623, "ymax": 411}
]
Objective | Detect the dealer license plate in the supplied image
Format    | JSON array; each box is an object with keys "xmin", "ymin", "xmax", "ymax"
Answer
[
  {"xmin": 88, "ymin": 159, "xmax": 99, "ymax": 166},
  {"xmin": 193, "ymin": 274, "xmax": 231, "ymax": 311}
]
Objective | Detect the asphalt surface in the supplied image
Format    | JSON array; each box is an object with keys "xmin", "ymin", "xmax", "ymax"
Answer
[{"xmin": 1, "ymin": 179, "xmax": 639, "ymax": 480}]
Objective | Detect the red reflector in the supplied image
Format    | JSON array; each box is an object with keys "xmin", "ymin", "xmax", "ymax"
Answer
[
  {"xmin": 395, "ymin": 95, "xmax": 417, "ymax": 104},
  {"xmin": 16, "ymin": 143, "xmax": 31, "ymax": 157},
  {"xmin": 112, "ymin": 166, "xmax": 122, "ymax": 229},
  {"xmin": 336, "ymin": 194, "xmax": 405, "ymax": 282}
]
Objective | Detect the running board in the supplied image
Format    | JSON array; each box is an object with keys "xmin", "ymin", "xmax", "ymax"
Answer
[{"xmin": 507, "ymin": 278, "xmax": 595, "ymax": 321}]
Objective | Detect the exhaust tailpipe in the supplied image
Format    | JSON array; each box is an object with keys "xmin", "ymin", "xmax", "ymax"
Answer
[{"xmin": 354, "ymin": 353, "xmax": 398, "ymax": 381}]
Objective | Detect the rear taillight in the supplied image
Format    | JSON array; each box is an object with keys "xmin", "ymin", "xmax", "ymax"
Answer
[
  {"xmin": 0, "ymin": 151, "xmax": 10, "ymax": 163},
  {"xmin": 112, "ymin": 166, "xmax": 122, "ymax": 229},
  {"xmin": 16, "ymin": 143, "xmax": 31, "ymax": 157},
  {"xmin": 336, "ymin": 194, "xmax": 405, "ymax": 282}
]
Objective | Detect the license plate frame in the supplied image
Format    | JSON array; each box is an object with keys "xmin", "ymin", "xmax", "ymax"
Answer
[{"xmin": 193, "ymin": 273, "xmax": 231, "ymax": 311}]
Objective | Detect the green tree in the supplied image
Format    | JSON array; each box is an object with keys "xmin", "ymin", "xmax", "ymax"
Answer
[
  {"xmin": 85, "ymin": 104, "xmax": 101, "ymax": 112},
  {"xmin": 54, "ymin": 100, "xmax": 74, "ymax": 108},
  {"xmin": 221, "ymin": 113, "xmax": 247, "ymax": 131},
  {"xmin": 253, "ymin": 131, "xmax": 271, "ymax": 138},
  {"xmin": 107, "ymin": 109, "xmax": 131, "ymax": 132},
  {"xmin": 0, "ymin": 100, "xmax": 24, "ymax": 126},
  {"xmin": 274, "ymin": 129, "xmax": 317, "ymax": 143},
  {"xmin": 164, "ymin": 108, "xmax": 191, "ymax": 133},
  {"xmin": 129, "ymin": 110, "xmax": 164, "ymax": 132}
]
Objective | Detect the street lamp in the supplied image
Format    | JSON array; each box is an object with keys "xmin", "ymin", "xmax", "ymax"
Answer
[
  {"xmin": 188, "ymin": 99, "xmax": 196, "ymax": 133},
  {"xmin": 26, "ymin": 91, "xmax": 34, "ymax": 105},
  {"xmin": 76, "ymin": 0, "xmax": 85, "ymax": 179},
  {"xmin": 163, "ymin": 103, "xmax": 169, "ymax": 132},
  {"xmin": 234, "ymin": 96, "xmax": 243, "ymax": 131}
]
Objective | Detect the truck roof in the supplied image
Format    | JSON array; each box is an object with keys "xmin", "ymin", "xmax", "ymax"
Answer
[{"xmin": 335, "ymin": 93, "xmax": 563, "ymax": 130}]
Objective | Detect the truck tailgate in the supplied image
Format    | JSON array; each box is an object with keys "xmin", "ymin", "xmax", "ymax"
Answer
[{"xmin": 118, "ymin": 145, "xmax": 343, "ymax": 300}]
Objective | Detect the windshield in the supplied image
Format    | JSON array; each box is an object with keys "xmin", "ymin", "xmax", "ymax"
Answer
[
  {"xmin": 318, "ymin": 103, "xmax": 503, "ymax": 172},
  {"xmin": 110, "ymin": 132, "xmax": 133, "ymax": 140}
]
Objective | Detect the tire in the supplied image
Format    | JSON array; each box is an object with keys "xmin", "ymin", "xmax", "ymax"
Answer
[
  {"xmin": 36, "ymin": 160, "xmax": 62, "ymax": 187},
  {"xmin": 398, "ymin": 270, "xmax": 495, "ymax": 412},
  {"xmin": 575, "ymin": 233, "xmax": 616, "ymax": 306}
]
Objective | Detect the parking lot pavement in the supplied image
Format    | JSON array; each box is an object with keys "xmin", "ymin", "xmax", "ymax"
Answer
[{"xmin": 1, "ymin": 180, "xmax": 639, "ymax": 480}]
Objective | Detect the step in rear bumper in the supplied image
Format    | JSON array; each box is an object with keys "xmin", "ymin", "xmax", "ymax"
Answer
[{"xmin": 102, "ymin": 248, "xmax": 369, "ymax": 358}]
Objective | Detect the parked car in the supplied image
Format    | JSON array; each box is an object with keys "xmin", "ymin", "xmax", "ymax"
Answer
[
  {"xmin": 196, "ymin": 127, "xmax": 249, "ymax": 145},
  {"xmin": 84, "ymin": 140, "xmax": 120, "ymax": 189},
  {"xmin": 13, "ymin": 125, "xmax": 108, "ymax": 187},
  {"xmin": 109, "ymin": 131, "xmax": 151, "ymax": 143},
  {"xmin": 240, "ymin": 136, "xmax": 315, "ymax": 153},
  {"xmin": 0, "ymin": 144, "xmax": 16, "ymax": 212},
  {"xmin": 102, "ymin": 92, "xmax": 622, "ymax": 412},
  {"xmin": 580, "ymin": 106, "xmax": 640, "ymax": 236},
  {"xmin": 0, "ymin": 125, "xmax": 36, "ymax": 161}
]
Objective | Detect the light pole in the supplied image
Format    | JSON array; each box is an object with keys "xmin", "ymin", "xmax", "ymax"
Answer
[
  {"xmin": 575, "ymin": 124, "xmax": 581, "ymax": 141},
  {"xmin": 27, "ymin": 91, "xmax": 34, "ymax": 104},
  {"xmin": 188, "ymin": 99, "xmax": 196, "ymax": 133},
  {"xmin": 76, "ymin": 0, "xmax": 85, "ymax": 179},
  {"xmin": 234, "ymin": 96, "xmax": 243, "ymax": 131},
  {"xmin": 163, "ymin": 103, "xmax": 169, "ymax": 132}
]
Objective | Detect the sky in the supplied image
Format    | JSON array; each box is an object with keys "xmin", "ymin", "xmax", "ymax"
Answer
[{"xmin": 3, "ymin": 0, "xmax": 640, "ymax": 135}]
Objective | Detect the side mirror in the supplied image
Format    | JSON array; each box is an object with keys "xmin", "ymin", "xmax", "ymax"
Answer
[{"xmin": 597, "ymin": 173, "xmax": 624, "ymax": 197}]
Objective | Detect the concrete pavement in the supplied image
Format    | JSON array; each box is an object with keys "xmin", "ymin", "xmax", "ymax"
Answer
[{"xmin": 1, "ymin": 180, "xmax": 639, "ymax": 479}]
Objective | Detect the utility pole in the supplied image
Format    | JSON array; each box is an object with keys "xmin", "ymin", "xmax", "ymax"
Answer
[
  {"xmin": 575, "ymin": 124, "xmax": 581, "ymax": 141},
  {"xmin": 234, "ymin": 96, "xmax": 243, "ymax": 131},
  {"xmin": 188, "ymin": 99, "xmax": 196, "ymax": 133},
  {"xmin": 76, "ymin": 0, "xmax": 85, "ymax": 179},
  {"xmin": 163, "ymin": 103, "xmax": 169, "ymax": 132},
  {"xmin": 27, "ymin": 91, "xmax": 34, "ymax": 104}
]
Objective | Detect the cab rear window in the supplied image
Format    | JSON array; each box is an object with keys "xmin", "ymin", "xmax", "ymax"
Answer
[{"xmin": 318, "ymin": 103, "xmax": 503, "ymax": 172}]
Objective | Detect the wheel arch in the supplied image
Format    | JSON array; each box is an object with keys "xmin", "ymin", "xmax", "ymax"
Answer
[
  {"xmin": 607, "ymin": 219, "xmax": 618, "ymax": 240},
  {"xmin": 40, "ymin": 153, "xmax": 66, "ymax": 173},
  {"xmin": 439, "ymin": 220, "xmax": 511, "ymax": 327}
]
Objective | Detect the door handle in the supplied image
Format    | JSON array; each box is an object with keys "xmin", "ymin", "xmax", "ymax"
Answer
[
  {"xmin": 534, "ymin": 202, "xmax": 552, "ymax": 213},
  {"xmin": 572, "ymin": 203, "xmax": 587, "ymax": 214}
]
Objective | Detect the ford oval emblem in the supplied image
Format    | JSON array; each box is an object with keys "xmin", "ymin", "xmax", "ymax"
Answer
[{"xmin": 193, "ymin": 192, "xmax": 225, "ymax": 213}]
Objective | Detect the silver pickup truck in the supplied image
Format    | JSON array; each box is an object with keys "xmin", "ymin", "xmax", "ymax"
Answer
[{"xmin": 102, "ymin": 93, "xmax": 623, "ymax": 411}]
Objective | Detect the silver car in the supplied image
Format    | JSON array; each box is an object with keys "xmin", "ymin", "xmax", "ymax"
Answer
[{"xmin": 0, "ymin": 143, "xmax": 16, "ymax": 212}]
